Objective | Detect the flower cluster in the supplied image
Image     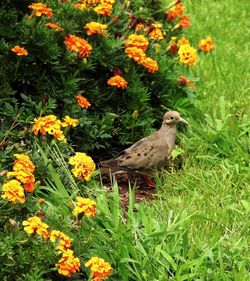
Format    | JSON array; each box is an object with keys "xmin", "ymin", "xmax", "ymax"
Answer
[
  {"xmin": 178, "ymin": 43, "xmax": 198, "ymax": 66},
  {"xmin": 1, "ymin": 180, "xmax": 25, "ymax": 204},
  {"xmin": 84, "ymin": 22, "xmax": 108, "ymax": 36},
  {"xmin": 64, "ymin": 35, "xmax": 92, "ymax": 58},
  {"xmin": 22, "ymin": 216, "xmax": 49, "ymax": 239},
  {"xmin": 11, "ymin": 45, "xmax": 28, "ymax": 56},
  {"xmin": 72, "ymin": 196, "xmax": 97, "ymax": 218},
  {"xmin": 69, "ymin": 152, "xmax": 96, "ymax": 181},
  {"xmin": 166, "ymin": 1, "xmax": 190, "ymax": 29},
  {"xmin": 107, "ymin": 75, "xmax": 128, "ymax": 89},
  {"xmin": 124, "ymin": 34, "xmax": 159, "ymax": 73},
  {"xmin": 199, "ymin": 36, "xmax": 215, "ymax": 52},
  {"xmin": 28, "ymin": 2, "xmax": 53, "ymax": 18},
  {"xmin": 33, "ymin": 115, "xmax": 79, "ymax": 142},
  {"xmin": 7, "ymin": 154, "xmax": 36, "ymax": 192},
  {"xmin": 85, "ymin": 256, "xmax": 113, "ymax": 281},
  {"xmin": 76, "ymin": 95, "xmax": 91, "ymax": 109},
  {"xmin": 46, "ymin": 22, "xmax": 63, "ymax": 31}
]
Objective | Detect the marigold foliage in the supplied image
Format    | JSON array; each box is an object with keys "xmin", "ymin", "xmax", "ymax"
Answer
[
  {"xmin": 85, "ymin": 256, "xmax": 112, "ymax": 280},
  {"xmin": 69, "ymin": 152, "xmax": 96, "ymax": 181},
  {"xmin": 1, "ymin": 179, "xmax": 25, "ymax": 204}
]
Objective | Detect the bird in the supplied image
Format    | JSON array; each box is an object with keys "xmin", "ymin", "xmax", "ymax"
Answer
[{"xmin": 99, "ymin": 111, "xmax": 188, "ymax": 188}]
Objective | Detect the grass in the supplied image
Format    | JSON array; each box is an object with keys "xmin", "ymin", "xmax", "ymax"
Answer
[{"xmin": 147, "ymin": 0, "xmax": 250, "ymax": 279}]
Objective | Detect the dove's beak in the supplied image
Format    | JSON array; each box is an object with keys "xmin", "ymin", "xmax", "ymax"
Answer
[{"xmin": 180, "ymin": 117, "xmax": 188, "ymax": 125}]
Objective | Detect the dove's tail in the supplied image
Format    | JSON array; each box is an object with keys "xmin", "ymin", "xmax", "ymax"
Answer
[{"xmin": 98, "ymin": 158, "xmax": 131, "ymax": 175}]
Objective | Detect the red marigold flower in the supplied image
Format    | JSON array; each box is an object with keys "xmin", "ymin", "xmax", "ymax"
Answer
[
  {"xmin": 11, "ymin": 45, "xmax": 28, "ymax": 56},
  {"xmin": 28, "ymin": 2, "xmax": 53, "ymax": 18},
  {"xmin": 177, "ymin": 15, "xmax": 191, "ymax": 29},
  {"xmin": 46, "ymin": 23, "xmax": 63, "ymax": 31},
  {"xmin": 143, "ymin": 58, "xmax": 159, "ymax": 73},
  {"xmin": 107, "ymin": 75, "xmax": 128, "ymax": 89},
  {"xmin": 199, "ymin": 36, "xmax": 215, "ymax": 53},
  {"xmin": 64, "ymin": 35, "xmax": 92, "ymax": 58},
  {"xmin": 178, "ymin": 75, "xmax": 195, "ymax": 89},
  {"xmin": 76, "ymin": 95, "xmax": 91, "ymax": 109},
  {"xmin": 125, "ymin": 47, "xmax": 146, "ymax": 64},
  {"xmin": 125, "ymin": 34, "xmax": 149, "ymax": 51}
]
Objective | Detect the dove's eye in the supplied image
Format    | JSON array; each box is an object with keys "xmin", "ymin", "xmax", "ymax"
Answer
[{"xmin": 170, "ymin": 116, "xmax": 174, "ymax": 120}]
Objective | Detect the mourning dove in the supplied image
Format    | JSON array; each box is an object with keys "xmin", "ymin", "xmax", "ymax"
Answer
[{"xmin": 99, "ymin": 111, "xmax": 188, "ymax": 187}]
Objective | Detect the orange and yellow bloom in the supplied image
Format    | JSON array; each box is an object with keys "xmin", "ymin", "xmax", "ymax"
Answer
[
  {"xmin": 1, "ymin": 180, "xmax": 25, "ymax": 204},
  {"xmin": 11, "ymin": 45, "xmax": 28, "ymax": 56},
  {"xmin": 178, "ymin": 44, "xmax": 197, "ymax": 66},
  {"xmin": 107, "ymin": 75, "xmax": 128, "ymax": 89},
  {"xmin": 72, "ymin": 197, "xmax": 96, "ymax": 218},
  {"xmin": 143, "ymin": 58, "xmax": 159, "ymax": 73},
  {"xmin": 76, "ymin": 95, "xmax": 91, "ymax": 109},
  {"xmin": 28, "ymin": 2, "xmax": 53, "ymax": 18},
  {"xmin": 57, "ymin": 249, "xmax": 81, "ymax": 277},
  {"xmin": 125, "ymin": 34, "xmax": 149, "ymax": 51},
  {"xmin": 64, "ymin": 35, "xmax": 92, "ymax": 58},
  {"xmin": 85, "ymin": 257, "xmax": 112, "ymax": 280},
  {"xmin": 199, "ymin": 36, "xmax": 215, "ymax": 52},
  {"xmin": 94, "ymin": 0, "xmax": 114, "ymax": 16},
  {"xmin": 46, "ymin": 23, "xmax": 63, "ymax": 31},
  {"xmin": 125, "ymin": 47, "xmax": 146, "ymax": 64},
  {"xmin": 177, "ymin": 15, "xmax": 191, "ymax": 29},
  {"xmin": 166, "ymin": 1, "xmax": 184, "ymax": 21},
  {"xmin": 84, "ymin": 22, "xmax": 108, "ymax": 36},
  {"xmin": 69, "ymin": 152, "xmax": 96, "ymax": 181},
  {"xmin": 50, "ymin": 230, "xmax": 73, "ymax": 251},
  {"xmin": 22, "ymin": 216, "xmax": 49, "ymax": 239},
  {"xmin": 178, "ymin": 37, "xmax": 190, "ymax": 46},
  {"xmin": 61, "ymin": 116, "xmax": 79, "ymax": 128}
]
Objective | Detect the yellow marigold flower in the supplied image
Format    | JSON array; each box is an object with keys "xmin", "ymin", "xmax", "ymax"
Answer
[
  {"xmin": 84, "ymin": 22, "xmax": 108, "ymax": 36},
  {"xmin": 33, "ymin": 115, "xmax": 66, "ymax": 143},
  {"xmin": 28, "ymin": 2, "xmax": 53, "ymax": 18},
  {"xmin": 178, "ymin": 37, "xmax": 190, "ymax": 46},
  {"xmin": 125, "ymin": 47, "xmax": 146, "ymax": 64},
  {"xmin": 199, "ymin": 36, "xmax": 215, "ymax": 53},
  {"xmin": 107, "ymin": 75, "xmax": 128, "ymax": 89},
  {"xmin": 57, "ymin": 249, "xmax": 81, "ymax": 277},
  {"xmin": 1, "ymin": 180, "xmax": 25, "ymax": 204},
  {"xmin": 178, "ymin": 44, "xmax": 197, "ymax": 66},
  {"xmin": 38, "ymin": 198, "xmax": 46, "ymax": 205},
  {"xmin": 22, "ymin": 216, "xmax": 49, "ymax": 239},
  {"xmin": 64, "ymin": 35, "xmax": 92, "ymax": 58},
  {"xmin": 72, "ymin": 197, "xmax": 96, "ymax": 218},
  {"xmin": 125, "ymin": 34, "xmax": 149, "ymax": 51},
  {"xmin": 85, "ymin": 257, "xmax": 112, "ymax": 280},
  {"xmin": 149, "ymin": 28, "xmax": 164, "ymax": 40},
  {"xmin": 69, "ymin": 152, "xmax": 96, "ymax": 181},
  {"xmin": 7, "ymin": 154, "xmax": 36, "ymax": 192},
  {"xmin": 46, "ymin": 22, "xmax": 63, "ymax": 31},
  {"xmin": 11, "ymin": 45, "xmax": 28, "ymax": 56},
  {"xmin": 94, "ymin": 2, "xmax": 113, "ymax": 16},
  {"xmin": 61, "ymin": 116, "xmax": 79, "ymax": 128},
  {"xmin": 143, "ymin": 58, "xmax": 159, "ymax": 73},
  {"xmin": 82, "ymin": 0, "xmax": 101, "ymax": 4},
  {"xmin": 50, "ymin": 230, "xmax": 73, "ymax": 251},
  {"xmin": 73, "ymin": 3, "xmax": 87, "ymax": 10},
  {"xmin": 76, "ymin": 95, "xmax": 91, "ymax": 109}
]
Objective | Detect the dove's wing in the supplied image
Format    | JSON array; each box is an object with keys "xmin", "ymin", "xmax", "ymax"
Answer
[{"xmin": 115, "ymin": 131, "xmax": 169, "ymax": 169}]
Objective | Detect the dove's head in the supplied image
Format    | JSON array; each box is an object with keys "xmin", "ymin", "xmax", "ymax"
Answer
[{"xmin": 163, "ymin": 111, "xmax": 188, "ymax": 126}]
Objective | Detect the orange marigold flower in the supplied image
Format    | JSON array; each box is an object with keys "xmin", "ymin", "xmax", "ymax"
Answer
[
  {"xmin": 57, "ymin": 249, "xmax": 81, "ymax": 277},
  {"xmin": 177, "ymin": 15, "xmax": 191, "ymax": 29},
  {"xmin": 166, "ymin": 2, "xmax": 184, "ymax": 21},
  {"xmin": 84, "ymin": 22, "xmax": 108, "ymax": 36},
  {"xmin": 143, "ymin": 58, "xmax": 159, "ymax": 73},
  {"xmin": 50, "ymin": 230, "xmax": 73, "ymax": 251},
  {"xmin": 149, "ymin": 28, "xmax": 164, "ymax": 40},
  {"xmin": 72, "ymin": 197, "xmax": 96, "ymax": 218},
  {"xmin": 11, "ymin": 45, "xmax": 28, "ymax": 56},
  {"xmin": 69, "ymin": 152, "xmax": 96, "ymax": 181},
  {"xmin": 107, "ymin": 75, "xmax": 128, "ymax": 89},
  {"xmin": 135, "ymin": 23, "xmax": 145, "ymax": 32},
  {"xmin": 76, "ymin": 95, "xmax": 91, "ymax": 109},
  {"xmin": 46, "ymin": 23, "xmax": 63, "ymax": 31},
  {"xmin": 178, "ymin": 75, "xmax": 195, "ymax": 89},
  {"xmin": 7, "ymin": 154, "xmax": 36, "ymax": 192},
  {"xmin": 1, "ymin": 180, "xmax": 25, "ymax": 204},
  {"xmin": 61, "ymin": 116, "xmax": 79, "ymax": 128},
  {"xmin": 33, "ymin": 115, "xmax": 66, "ymax": 143},
  {"xmin": 22, "ymin": 216, "xmax": 49, "ymax": 239},
  {"xmin": 85, "ymin": 257, "xmax": 112, "ymax": 280},
  {"xmin": 198, "ymin": 36, "xmax": 215, "ymax": 53},
  {"xmin": 125, "ymin": 47, "xmax": 146, "ymax": 64},
  {"xmin": 178, "ymin": 44, "xmax": 197, "ymax": 66},
  {"xmin": 28, "ymin": 2, "xmax": 53, "ymax": 18},
  {"xmin": 178, "ymin": 37, "xmax": 190, "ymax": 46},
  {"xmin": 73, "ymin": 3, "xmax": 87, "ymax": 10},
  {"xmin": 125, "ymin": 34, "xmax": 149, "ymax": 51},
  {"xmin": 64, "ymin": 35, "xmax": 92, "ymax": 58},
  {"xmin": 94, "ymin": 2, "xmax": 113, "ymax": 16},
  {"xmin": 82, "ymin": 0, "xmax": 100, "ymax": 4}
]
